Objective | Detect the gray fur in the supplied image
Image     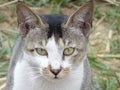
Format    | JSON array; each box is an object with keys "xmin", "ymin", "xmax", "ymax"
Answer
[
  {"xmin": 6, "ymin": 1, "xmax": 95, "ymax": 90},
  {"xmin": 81, "ymin": 58, "xmax": 95, "ymax": 90},
  {"xmin": 6, "ymin": 37, "xmax": 23, "ymax": 90}
]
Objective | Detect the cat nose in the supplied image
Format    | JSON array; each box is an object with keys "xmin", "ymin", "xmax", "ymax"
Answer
[{"xmin": 50, "ymin": 68, "xmax": 61, "ymax": 76}]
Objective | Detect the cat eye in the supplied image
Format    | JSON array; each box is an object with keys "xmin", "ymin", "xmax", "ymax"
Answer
[
  {"xmin": 36, "ymin": 48, "xmax": 48, "ymax": 56},
  {"xmin": 63, "ymin": 47, "xmax": 75, "ymax": 56}
]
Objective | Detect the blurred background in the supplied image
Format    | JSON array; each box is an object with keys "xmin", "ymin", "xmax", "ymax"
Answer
[{"xmin": 0, "ymin": 0, "xmax": 120, "ymax": 90}]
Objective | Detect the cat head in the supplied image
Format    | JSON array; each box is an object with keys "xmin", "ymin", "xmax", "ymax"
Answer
[{"xmin": 16, "ymin": 1, "xmax": 93, "ymax": 81}]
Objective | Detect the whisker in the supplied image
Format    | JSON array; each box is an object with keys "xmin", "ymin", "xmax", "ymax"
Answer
[
  {"xmin": 30, "ymin": 73, "xmax": 42, "ymax": 81},
  {"xmin": 29, "ymin": 71, "xmax": 40, "ymax": 75},
  {"xmin": 70, "ymin": 71, "xmax": 83, "ymax": 76},
  {"xmin": 26, "ymin": 65, "xmax": 43, "ymax": 81},
  {"xmin": 30, "ymin": 67, "xmax": 40, "ymax": 70}
]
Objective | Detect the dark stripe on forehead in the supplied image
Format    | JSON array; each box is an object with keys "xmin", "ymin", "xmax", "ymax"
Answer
[
  {"xmin": 48, "ymin": 24, "xmax": 62, "ymax": 38},
  {"xmin": 40, "ymin": 14, "xmax": 67, "ymax": 38}
]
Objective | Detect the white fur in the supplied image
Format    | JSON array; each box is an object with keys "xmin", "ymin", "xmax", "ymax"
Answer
[
  {"xmin": 13, "ymin": 36, "xmax": 84, "ymax": 90},
  {"xmin": 13, "ymin": 61, "xmax": 84, "ymax": 90},
  {"xmin": 46, "ymin": 35, "xmax": 62, "ymax": 69}
]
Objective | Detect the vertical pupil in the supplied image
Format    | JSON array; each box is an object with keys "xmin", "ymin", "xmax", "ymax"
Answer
[
  {"xmin": 40, "ymin": 49, "xmax": 43, "ymax": 53},
  {"xmin": 41, "ymin": 49, "xmax": 44, "ymax": 53},
  {"xmin": 67, "ymin": 48, "xmax": 70, "ymax": 53},
  {"xmin": 68, "ymin": 48, "xmax": 70, "ymax": 52}
]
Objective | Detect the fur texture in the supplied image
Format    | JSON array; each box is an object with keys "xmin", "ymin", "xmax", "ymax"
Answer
[{"xmin": 6, "ymin": 1, "xmax": 95, "ymax": 90}]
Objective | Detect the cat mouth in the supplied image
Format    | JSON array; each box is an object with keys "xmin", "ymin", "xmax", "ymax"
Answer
[
  {"xmin": 45, "ymin": 74, "xmax": 64, "ymax": 81},
  {"xmin": 43, "ymin": 75, "xmax": 62, "ymax": 82},
  {"xmin": 54, "ymin": 75, "xmax": 58, "ymax": 79}
]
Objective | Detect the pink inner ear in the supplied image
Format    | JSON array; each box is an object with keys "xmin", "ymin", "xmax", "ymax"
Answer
[
  {"xmin": 71, "ymin": 20, "xmax": 91, "ymax": 37},
  {"xmin": 19, "ymin": 22, "xmax": 30, "ymax": 37},
  {"xmin": 16, "ymin": 2, "xmax": 39, "ymax": 37},
  {"xmin": 17, "ymin": 13, "xmax": 29, "ymax": 37},
  {"xmin": 79, "ymin": 22, "xmax": 90, "ymax": 37},
  {"xmin": 84, "ymin": 9, "xmax": 93, "ymax": 26},
  {"xmin": 17, "ymin": 11, "xmax": 39, "ymax": 37}
]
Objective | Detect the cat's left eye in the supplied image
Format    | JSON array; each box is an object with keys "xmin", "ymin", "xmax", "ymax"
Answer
[
  {"xmin": 63, "ymin": 47, "xmax": 75, "ymax": 56},
  {"xmin": 36, "ymin": 48, "xmax": 48, "ymax": 56}
]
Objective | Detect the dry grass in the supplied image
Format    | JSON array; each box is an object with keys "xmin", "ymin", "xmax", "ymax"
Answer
[{"xmin": 0, "ymin": 0, "xmax": 120, "ymax": 90}]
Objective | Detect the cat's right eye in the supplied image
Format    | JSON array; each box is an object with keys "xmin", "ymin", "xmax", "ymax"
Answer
[{"xmin": 36, "ymin": 48, "xmax": 48, "ymax": 56}]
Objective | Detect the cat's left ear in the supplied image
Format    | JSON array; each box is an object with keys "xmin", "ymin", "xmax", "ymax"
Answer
[
  {"xmin": 64, "ymin": 1, "xmax": 93, "ymax": 38},
  {"xmin": 16, "ymin": 1, "xmax": 46, "ymax": 37}
]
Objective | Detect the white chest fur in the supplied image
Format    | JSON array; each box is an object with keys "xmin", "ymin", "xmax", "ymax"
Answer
[{"xmin": 13, "ymin": 60, "xmax": 84, "ymax": 90}]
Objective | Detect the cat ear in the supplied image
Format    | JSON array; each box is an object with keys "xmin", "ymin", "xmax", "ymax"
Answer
[
  {"xmin": 16, "ymin": 1, "xmax": 46, "ymax": 37},
  {"xmin": 64, "ymin": 1, "xmax": 93, "ymax": 38}
]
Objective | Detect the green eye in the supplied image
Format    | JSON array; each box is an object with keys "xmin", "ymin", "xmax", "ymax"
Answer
[
  {"xmin": 36, "ymin": 48, "xmax": 47, "ymax": 56},
  {"xmin": 63, "ymin": 47, "xmax": 75, "ymax": 56}
]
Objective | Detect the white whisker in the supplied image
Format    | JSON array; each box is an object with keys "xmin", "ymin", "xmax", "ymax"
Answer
[
  {"xmin": 27, "ymin": 66, "xmax": 43, "ymax": 81},
  {"xmin": 31, "ymin": 74, "xmax": 42, "ymax": 80},
  {"xmin": 30, "ymin": 66, "xmax": 40, "ymax": 69}
]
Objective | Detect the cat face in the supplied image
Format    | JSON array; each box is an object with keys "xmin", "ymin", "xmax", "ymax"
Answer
[
  {"xmin": 16, "ymin": 1, "xmax": 93, "ymax": 81},
  {"xmin": 23, "ymin": 29, "xmax": 86, "ymax": 81}
]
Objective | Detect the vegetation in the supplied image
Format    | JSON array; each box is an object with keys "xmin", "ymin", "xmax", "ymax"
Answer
[{"xmin": 0, "ymin": 0, "xmax": 120, "ymax": 90}]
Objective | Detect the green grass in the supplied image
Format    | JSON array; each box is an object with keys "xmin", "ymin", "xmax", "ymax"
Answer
[
  {"xmin": 0, "ymin": 0, "xmax": 120, "ymax": 90},
  {"xmin": 23, "ymin": 0, "xmax": 71, "ymax": 14},
  {"xmin": 95, "ymin": 74, "xmax": 118, "ymax": 90},
  {"xmin": 0, "ymin": 12, "xmax": 5, "ymax": 23},
  {"xmin": 0, "ymin": 61, "xmax": 8, "ymax": 72},
  {"xmin": 0, "ymin": 28, "xmax": 18, "ymax": 60}
]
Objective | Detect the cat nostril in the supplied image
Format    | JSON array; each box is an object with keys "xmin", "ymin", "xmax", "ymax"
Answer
[{"xmin": 50, "ymin": 69, "xmax": 61, "ymax": 76}]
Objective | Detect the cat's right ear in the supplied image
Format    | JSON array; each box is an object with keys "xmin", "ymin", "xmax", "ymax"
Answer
[{"xmin": 16, "ymin": 1, "xmax": 46, "ymax": 37}]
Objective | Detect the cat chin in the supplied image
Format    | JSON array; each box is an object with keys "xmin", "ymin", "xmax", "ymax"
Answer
[{"xmin": 42, "ymin": 75, "xmax": 67, "ymax": 83}]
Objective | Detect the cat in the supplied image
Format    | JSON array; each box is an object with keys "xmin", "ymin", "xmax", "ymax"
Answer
[{"xmin": 6, "ymin": 1, "xmax": 95, "ymax": 90}]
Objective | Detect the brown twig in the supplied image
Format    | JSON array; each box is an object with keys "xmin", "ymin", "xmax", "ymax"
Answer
[
  {"xmin": 0, "ymin": 77, "xmax": 6, "ymax": 81},
  {"xmin": 95, "ymin": 14, "xmax": 106, "ymax": 27},
  {"xmin": 106, "ymin": 30, "xmax": 113, "ymax": 52},
  {"xmin": 69, "ymin": 3, "xmax": 79, "ymax": 9},
  {"xmin": 104, "ymin": 0, "xmax": 119, "ymax": 6},
  {"xmin": 0, "ymin": 72, "xmax": 6, "ymax": 76},
  {"xmin": 0, "ymin": 28, "xmax": 18, "ymax": 34},
  {"xmin": 0, "ymin": 83, "xmax": 6, "ymax": 90},
  {"xmin": 0, "ymin": 0, "xmax": 18, "ymax": 8},
  {"xmin": 96, "ymin": 54, "xmax": 120, "ymax": 58}
]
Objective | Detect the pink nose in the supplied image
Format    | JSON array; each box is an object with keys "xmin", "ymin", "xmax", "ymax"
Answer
[{"xmin": 50, "ymin": 68, "xmax": 61, "ymax": 76}]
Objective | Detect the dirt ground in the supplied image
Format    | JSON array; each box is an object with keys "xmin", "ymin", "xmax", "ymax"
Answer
[{"xmin": 0, "ymin": 1, "xmax": 120, "ymax": 90}]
